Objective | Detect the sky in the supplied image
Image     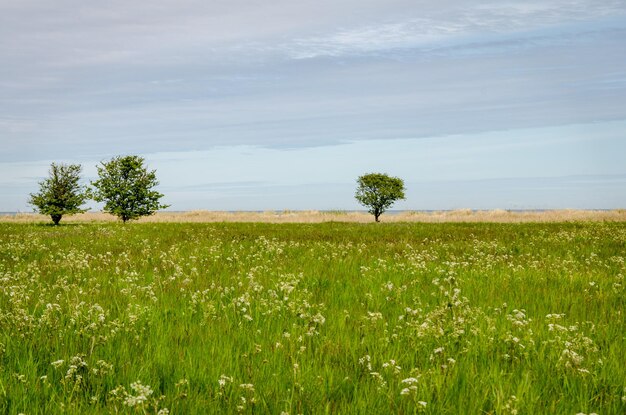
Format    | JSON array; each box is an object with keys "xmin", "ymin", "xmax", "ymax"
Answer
[{"xmin": 1, "ymin": 0, "xmax": 625, "ymax": 211}]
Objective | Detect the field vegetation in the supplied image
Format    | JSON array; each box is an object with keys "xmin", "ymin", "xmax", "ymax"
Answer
[
  {"xmin": 2, "ymin": 209, "xmax": 626, "ymax": 224},
  {"xmin": 0, "ymin": 221, "xmax": 624, "ymax": 413}
]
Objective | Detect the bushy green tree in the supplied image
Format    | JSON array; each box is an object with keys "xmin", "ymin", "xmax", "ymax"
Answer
[
  {"xmin": 91, "ymin": 155, "xmax": 169, "ymax": 223},
  {"xmin": 355, "ymin": 173, "xmax": 406, "ymax": 222},
  {"xmin": 28, "ymin": 163, "xmax": 90, "ymax": 225}
]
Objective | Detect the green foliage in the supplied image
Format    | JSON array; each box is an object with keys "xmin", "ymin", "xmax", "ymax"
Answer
[
  {"xmin": 91, "ymin": 155, "xmax": 169, "ymax": 223},
  {"xmin": 355, "ymin": 173, "xmax": 406, "ymax": 221},
  {"xmin": 28, "ymin": 163, "xmax": 89, "ymax": 225},
  {"xmin": 0, "ymin": 222, "xmax": 624, "ymax": 414}
]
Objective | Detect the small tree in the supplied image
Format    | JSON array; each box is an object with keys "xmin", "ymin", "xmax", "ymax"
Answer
[
  {"xmin": 355, "ymin": 173, "xmax": 406, "ymax": 222},
  {"xmin": 91, "ymin": 155, "xmax": 169, "ymax": 223},
  {"xmin": 28, "ymin": 163, "xmax": 90, "ymax": 225}
]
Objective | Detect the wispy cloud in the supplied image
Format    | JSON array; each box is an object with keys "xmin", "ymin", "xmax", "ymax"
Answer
[
  {"xmin": 1, "ymin": 1, "xmax": 625, "ymax": 210},
  {"xmin": 2, "ymin": 1, "xmax": 625, "ymax": 68},
  {"xmin": 286, "ymin": 19, "xmax": 465, "ymax": 59},
  {"xmin": 281, "ymin": 1, "xmax": 626, "ymax": 59}
]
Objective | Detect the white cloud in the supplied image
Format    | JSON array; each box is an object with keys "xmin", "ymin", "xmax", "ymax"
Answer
[
  {"xmin": 279, "ymin": 1, "xmax": 626, "ymax": 59},
  {"xmin": 1, "ymin": 0, "xmax": 625, "ymax": 211},
  {"xmin": 2, "ymin": 0, "xmax": 625, "ymax": 68}
]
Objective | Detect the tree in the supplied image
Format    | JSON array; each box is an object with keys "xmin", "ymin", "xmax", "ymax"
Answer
[
  {"xmin": 28, "ymin": 163, "xmax": 90, "ymax": 225},
  {"xmin": 355, "ymin": 173, "xmax": 406, "ymax": 222},
  {"xmin": 91, "ymin": 155, "xmax": 169, "ymax": 223}
]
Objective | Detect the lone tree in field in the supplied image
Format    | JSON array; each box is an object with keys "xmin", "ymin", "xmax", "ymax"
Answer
[
  {"xmin": 28, "ymin": 163, "xmax": 90, "ymax": 225},
  {"xmin": 91, "ymin": 155, "xmax": 169, "ymax": 223},
  {"xmin": 355, "ymin": 173, "xmax": 406, "ymax": 222}
]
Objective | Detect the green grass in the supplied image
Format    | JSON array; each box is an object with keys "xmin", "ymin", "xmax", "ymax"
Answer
[{"xmin": 0, "ymin": 222, "xmax": 624, "ymax": 414}]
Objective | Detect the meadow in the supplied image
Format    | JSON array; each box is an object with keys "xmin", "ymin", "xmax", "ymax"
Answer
[
  {"xmin": 3, "ymin": 209, "xmax": 626, "ymax": 224},
  {"xmin": 0, "ymin": 220, "xmax": 624, "ymax": 414}
]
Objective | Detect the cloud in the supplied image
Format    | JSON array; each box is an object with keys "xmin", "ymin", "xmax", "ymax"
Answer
[
  {"xmin": 280, "ymin": 1, "xmax": 626, "ymax": 59},
  {"xmin": 2, "ymin": 1, "xmax": 625, "ymax": 69},
  {"xmin": 286, "ymin": 19, "xmax": 464, "ymax": 59},
  {"xmin": 1, "ymin": 0, "xmax": 625, "ymax": 176}
]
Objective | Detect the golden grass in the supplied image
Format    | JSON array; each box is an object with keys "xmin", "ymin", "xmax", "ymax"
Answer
[{"xmin": 2, "ymin": 209, "xmax": 625, "ymax": 223}]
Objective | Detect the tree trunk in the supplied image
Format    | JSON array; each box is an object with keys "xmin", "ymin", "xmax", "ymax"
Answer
[
  {"xmin": 51, "ymin": 214, "xmax": 62, "ymax": 225},
  {"xmin": 374, "ymin": 212, "xmax": 380, "ymax": 222}
]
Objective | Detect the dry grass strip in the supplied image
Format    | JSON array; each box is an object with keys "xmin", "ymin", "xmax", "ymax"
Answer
[{"xmin": 2, "ymin": 209, "xmax": 625, "ymax": 223}]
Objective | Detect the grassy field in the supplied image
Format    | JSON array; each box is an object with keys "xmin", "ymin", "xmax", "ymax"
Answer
[
  {"xmin": 0, "ymin": 221, "xmax": 624, "ymax": 414},
  {"xmin": 3, "ymin": 209, "xmax": 626, "ymax": 224}
]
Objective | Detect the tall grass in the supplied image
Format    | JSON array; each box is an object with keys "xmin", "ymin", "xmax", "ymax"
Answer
[
  {"xmin": 0, "ymin": 222, "xmax": 624, "ymax": 413},
  {"xmin": 2, "ymin": 209, "xmax": 626, "ymax": 224}
]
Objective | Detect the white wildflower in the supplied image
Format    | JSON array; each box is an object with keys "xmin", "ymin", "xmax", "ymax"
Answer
[
  {"xmin": 124, "ymin": 380, "xmax": 153, "ymax": 407},
  {"xmin": 312, "ymin": 313, "xmax": 326, "ymax": 325},
  {"xmin": 218, "ymin": 375, "xmax": 233, "ymax": 387},
  {"xmin": 239, "ymin": 383, "xmax": 255, "ymax": 392}
]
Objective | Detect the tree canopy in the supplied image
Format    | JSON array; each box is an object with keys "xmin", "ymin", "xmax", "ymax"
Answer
[
  {"xmin": 355, "ymin": 173, "xmax": 406, "ymax": 222},
  {"xmin": 28, "ymin": 163, "xmax": 90, "ymax": 225},
  {"xmin": 91, "ymin": 155, "xmax": 169, "ymax": 223}
]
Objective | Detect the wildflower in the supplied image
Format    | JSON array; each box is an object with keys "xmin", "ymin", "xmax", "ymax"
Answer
[
  {"xmin": 312, "ymin": 313, "xmax": 326, "ymax": 325},
  {"xmin": 131, "ymin": 381, "xmax": 153, "ymax": 397},
  {"xmin": 366, "ymin": 311, "xmax": 384, "ymax": 321},
  {"xmin": 239, "ymin": 383, "xmax": 255, "ymax": 392},
  {"xmin": 401, "ymin": 377, "xmax": 419, "ymax": 385},
  {"xmin": 124, "ymin": 395, "xmax": 145, "ymax": 407},
  {"xmin": 382, "ymin": 359, "xmax": 401, "ymax": 374},
  {"xmin": 124, "ymin": 381, "xmax": 153, "ymax": 407},
  {"xmin": 218, "ymin": 375, "xmax": 232, "ymax": 387},
  {"xmin": 51, "ymin": 359, "xmax": 65, "ymax": 368},
  {"xmin": 359, "ymin": 355, "xmax": 372, "ymax": 371}
]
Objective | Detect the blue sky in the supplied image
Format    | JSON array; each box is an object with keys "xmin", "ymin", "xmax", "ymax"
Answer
[{"xmin": 1, "ymin": 0, "xmax": 625, "ymax": 211}]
